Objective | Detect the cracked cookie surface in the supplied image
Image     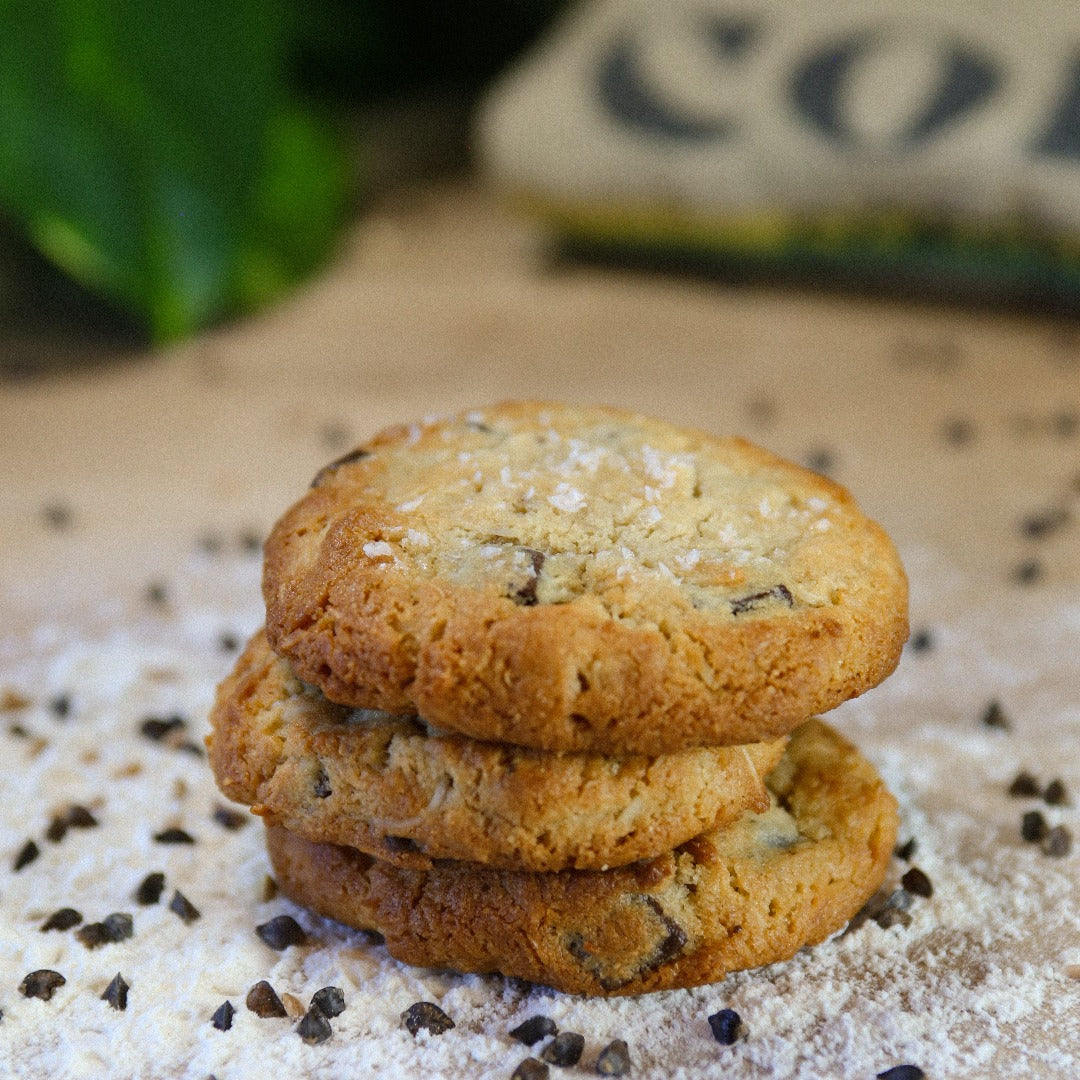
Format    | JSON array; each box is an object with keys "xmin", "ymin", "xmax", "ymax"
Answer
[
  {"xmin": 264, "ymin": 402, "xmax": 908, "ymax": 753},
  {"xmin": 209, "ymin": 631, "xmax": 785, "ymax": 871},
  {"xmin": 265, "ymin": 719, "xmax": 898, "ymax": 995}
]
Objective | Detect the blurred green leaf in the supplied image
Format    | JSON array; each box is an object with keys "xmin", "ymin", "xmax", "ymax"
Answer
[
  {"xmin": 0, "ymin": 0, "xmax": 348, "ymax": 342},
  {"xmin": 233, "ymin": 105, "xmax": 351, "ymax": 312}
]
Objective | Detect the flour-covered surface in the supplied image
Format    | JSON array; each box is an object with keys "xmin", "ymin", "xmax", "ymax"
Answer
[{"xmin": 1, "ymin": 182, "xmax": 1078, "ymax": 1078}]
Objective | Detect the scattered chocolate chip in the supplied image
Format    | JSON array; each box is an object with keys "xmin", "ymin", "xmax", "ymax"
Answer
[
  {"xmin": 1043, "ymin": 825, "xmax": 1073, "ymax": 858},
  {"xmin": 145, "ymin": 581, "xmax": 169, "ymax": 608},
  {"xmin": 510, "ymin": 1016, "xmax": 558, "ymax": 1045},
  {"xmin": 297, "ymin": 1006, "xmax": 334, "ymax": 1044},
  {"xmin": 981, "ymin": 700, "xmax": 1011, "ymax": 730},
  {"xmin": 512, "ymin": 1059, "xmax": 549, "ymax": 1080},
  {"xmin": 942, "ymin": 417, "xmax": 974, "ymax": 446},
  {"xmin": 211, "ymin": 1000, "xmax": 235, "ymax": 1031},
  {"xmin": 102, "ymin": 972, "xmax": 129, "ymax": 1011},
  {"xmin": 1008, "ymin": 771, "xmax": 1041, "ymax": 798},
  {"xmin": 401, "ymin": 1001, "xmax": 455, "ymax": 1036},
  {"xmin": 256, "ymin": 914, "xmax": 307, "ymax": 949},
  {"xmin": 44, "ymin": 817, "xmax": 68, "ymax": 844},
  {"xmin": 47, "ymin": 803, "xmax": 100, "ymax": 842},
  {"xmin": 877, "ymin": 1067, "xmax": 925, "ymax": 1080},
  {"xmin": 13, "ymin": 839, "xmax": 40, "ymax": 871},
  {"xmin": 49, "ymin": 694, "xmax": 71, "ymax": 719},
  {"xmin": 140, "ymin": 714, "xmax": 187, "ymax": 742},
  {"xmin": 596, "ymin": 1039, "xmax": 632, "ymax": 1076},
  {"xmin": 169, "ymin": 890, "xmax": 201, "ymax": 924},
  {"xmin": 1013, "ymin": 559, "xmax": 1044, "ymax": 585},
  {"xmin": 875, "ymin": 891, "xmax": 914, "ymax": 931},
  {"xmin": 104, "ymin": 912, "xmax": 134, "ymax": 939},
  {"xmin": 804, "ymin": 448, "xmax": 835, "ymax": 473},
  {"xmin": 42, "ymin": 502, "xmax": 73, "ymax": 530},
  {"xmin": 41, "ymin": 907, "xmax": 82, "ymax": 932},
  {"xmin": 894, "ymin": 837, "xmax": 918, "ymax": 861},
  {"xmin": 320, "ymin": 422, "xmax": 352, "ymax": 450},
  {"xmin": 19, "ymin": 969, "xmax": 66, "ymax": 1000},
  {"xmin": 1044, "ymin": 779, "xmax": 1071, "ymax": 807},
  {"xmin": 154, "ymin": 827, "xmax": 195, "ymax": 845},
  {"xmin": 218, "ymin": 632, "xmax": 239, "ymax": 653},
  {"xmin": 77, "ymin": 913, "xmax": 133, "ymax": 949},
  {"xmin": 1020, "ymin": 507, "xmax": 1070, "ymax": 539},
  {"xmin": 707, "ymin": 1008, "xmax": 746, "ymax": 1045},
  {"xmin": 135, "ymin": 872, "xmax": 166, "ymax": 905},
  {"xmin": 900, "ymin": 867, "xmax": 933, "ymax": 898},
  {"xmin": 213, "ymin": 804, "xmax": 249, "ymax": 830},
  {"xmin": 313, "ymin": 766, "xmax": 332, "ymax": 799},
  {"xmin": 180, "ymin": 740, "xmax": 205, "ymax": 758},
  {"xmin": 908, "ymin": 629, "xmax": 934, "ymax": 653},
  {"xmin": 310, "ymin": 448, "xmax": 371, "ymax": 487},
  {"xmin": 246, "ymin": 980, "xmax": 288, "ymax": 1018},
  {"xmin": 542, "ymin": 1031, "xmax": 585, "ymax": 1067},
  {"xmin": 744, "ymin": 398, "xmax": 776, "ymax": 425},
  {"xmin": 198, "ymin": 533, "xmax": 224, "ymax": 555},
  {"xmin": 1022, "ymin": 810, "xmax": 1049, "ymax": 843},
  {"xmin": 311, "ymin": 987, "xmax": 345, "ymax": 1019},
  {"xmin": 65, "ymin": 805, "xmax": 98, "ymax": 829},
  {"xmin": 238, "ymin": 529, "xmax": 263, "ymax": 554}
]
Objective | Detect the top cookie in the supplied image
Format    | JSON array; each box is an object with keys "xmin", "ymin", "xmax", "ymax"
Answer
[{"xmin": 264, "ymin": 402, "xmax": 907, "ymax": 753}]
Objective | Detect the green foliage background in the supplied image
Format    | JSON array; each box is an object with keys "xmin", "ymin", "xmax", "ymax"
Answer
[{"xmin": 0, "ymin": 0, "xmax": 560, "ymax": 345}]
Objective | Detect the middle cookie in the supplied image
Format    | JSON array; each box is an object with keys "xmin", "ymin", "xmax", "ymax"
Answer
[{"xmin": 208, "ymin": 631, "xmax": 788, "ymax": 872}]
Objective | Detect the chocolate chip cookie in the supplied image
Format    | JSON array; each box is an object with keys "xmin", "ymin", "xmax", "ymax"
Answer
[
  {"xmin": 209, "ymin": 630, "xmax": 787, "ymax": 871},
  {"xmin": 263, "ymin": 403, "xmax": 908, "ymax": 754},
  {"xmin": 265, "ymin": 719, "xmax": 898, "ymax": 995}
]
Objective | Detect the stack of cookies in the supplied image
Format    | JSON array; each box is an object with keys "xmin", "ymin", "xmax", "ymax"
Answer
[{"xmin": 208, "ymin": 402, "xmax": 908, "ymax": 996}]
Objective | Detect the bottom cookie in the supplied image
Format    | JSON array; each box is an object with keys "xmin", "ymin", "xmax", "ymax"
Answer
[{"xmin": 265, "ymin": 719, "xmax": 897, "ymax": 996}]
